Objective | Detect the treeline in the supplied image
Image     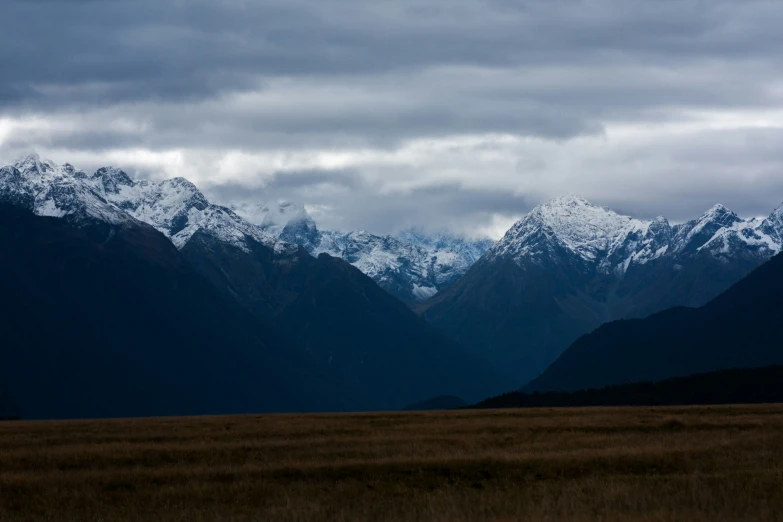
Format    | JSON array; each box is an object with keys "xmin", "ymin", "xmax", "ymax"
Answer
[{"xmin": 473, "ymin": 366, "xmax": 783, "ymax": 409}]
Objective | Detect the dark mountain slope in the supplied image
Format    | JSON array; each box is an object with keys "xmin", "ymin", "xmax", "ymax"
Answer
[
  {"xmin": 0, "ymin": 204, "xmax": 343, "ymax": 419},
  {"xmin": 419, "ymin": 255, "xmax": 604, "ymax": 382},
  {"xmin": 276, "ymin": 254, "xmax": 505, "ymax": 409},
  {"xmin": 181, "ymin": 233, "xmax": 512, "ymax": 410},
  {"xmin": 420, "ymin": 250, "xmax": 762, "ymax": 386},
  {"xmin": 476, "ymin": 366, "xmax": 783, "ymax": 409},
  {"xmin": 526, "ymin": 252, "xmax": 783, "ymax": 392}
]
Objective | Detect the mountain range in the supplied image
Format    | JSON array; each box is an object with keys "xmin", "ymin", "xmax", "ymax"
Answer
[
  {"xmin": 420, "ymin": 194, "xmax": 783, "ymax": 385},
  {"xmin": 0, "ymin": 153, "xmax": 509, "ymax": 417},
  {"xmin": 4, "ymin": 151, "xmax": 783, "ymax": 418},
  {"xmin": 229, "ymin": 201, "xmax": 494, "ymax": 304}
]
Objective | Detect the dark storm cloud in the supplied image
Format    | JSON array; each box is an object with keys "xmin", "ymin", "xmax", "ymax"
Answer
[
  {"xmin": 4, "ymin": 0, "xmax": 783, "ymax": 110},
  {"xmin": 3, "ymin": 0, "xmax": 783, "ymax": 235}
]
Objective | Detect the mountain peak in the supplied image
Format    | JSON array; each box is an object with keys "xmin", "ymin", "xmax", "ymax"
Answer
[
  {"xmin": 492, "ymin": 195, "xmax": 636, "ymax": 264},
  {"xmin": 702, "ymin": 203, "xmax": 736, "ymax": 218},
  {"xmin": 533, "ymin": 194, "xmax": 627, "ymax": 228},
  {"xmin": 160, "ymin": 177, "xmax": 211, "ymax": 209},
  {"xmin": 14, "ymin": 151, "xmax": 40, "ymax": 164},
  {"xmin": 12, "ymin": 151, "xmax": 56, "ymax": 175},
  {"xmin": 534, "ymin": 193, "xmax": 623, "ymax": 219},
  {"xmin": 539, "ymin": 193, "xmax": 594, "ymax": 209},
  {"xmin": 760, "ymin": 202, "xmax": 783, "ymax": 243},
  {"xmin": 695, "ymin": 203, "xmax": 741, "ymax": 224}
]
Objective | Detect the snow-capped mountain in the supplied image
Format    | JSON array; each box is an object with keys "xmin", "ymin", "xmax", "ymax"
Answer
[
  {"xmin": 231, "ymin": 201, "xmax": 494, "ymax": 303},
  {"xmin": 1, "ymin": 153, "xmax": 137, "ymax": 227},
  {"xmin": 422, "ymin": 194, "xmax": 783, "ymax": 385},
  {"xmin": 90, "ymin": 169, "xmax": 295, "ymax": 253},
  {"xmin": 489, "ymin": 195, "xmax": 783, "ymax": 271},
  {"xmin": 0, "ymin": 153, "xmax": 291, "ymax": 254}
]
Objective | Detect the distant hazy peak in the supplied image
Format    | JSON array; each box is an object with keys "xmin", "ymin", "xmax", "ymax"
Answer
[
  {"xmin": 12, "ymin": 151, "xmax": 56, "ymax": 175},
  {"xmin": 229, "ymin": 200, "xmax": 314, "ymax": 230}
]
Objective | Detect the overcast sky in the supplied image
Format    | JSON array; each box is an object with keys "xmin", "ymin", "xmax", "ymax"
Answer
[{"xmin": 2, "ymin": 0, "xmax": 783, "ymax": 237}]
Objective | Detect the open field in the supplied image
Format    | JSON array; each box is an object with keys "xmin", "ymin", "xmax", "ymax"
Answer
[{"xmin": 1, "ymin": 406, "xmax": 783, "ymax": 521}]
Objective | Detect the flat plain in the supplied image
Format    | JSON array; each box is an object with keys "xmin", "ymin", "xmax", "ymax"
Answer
[{"xmin": 1, "ymin": 405, "xmax": 782, "ymax": 521}]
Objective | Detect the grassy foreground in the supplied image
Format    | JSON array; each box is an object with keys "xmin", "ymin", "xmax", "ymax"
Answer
[{"xmin": 1, "ymin": 406, "xmax": 782, "ymax": 521}]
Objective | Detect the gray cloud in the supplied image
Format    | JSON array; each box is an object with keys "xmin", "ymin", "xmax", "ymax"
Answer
[
  {"xmin": 2, "ymin": 0, "xmax": 783, "ymax": 236},
  {"xmin": 5, "ymin": 0, "xmax": 783, "ymax": 112},
  {"xmin": 212, "ymin": 168, "xmax": 363, "ymax": 195},
  {"xmin": 207, "ymin": 176, "xmax": 531, "ymax": 236}
]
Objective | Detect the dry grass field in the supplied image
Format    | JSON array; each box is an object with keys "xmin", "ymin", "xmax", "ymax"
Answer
[{"xmin": 1, "ymin": 405, "xmax": 783, "ymax": 521}]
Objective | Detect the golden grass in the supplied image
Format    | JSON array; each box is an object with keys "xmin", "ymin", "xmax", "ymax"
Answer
[{"xmin": 1, "ymin": 405, "xmax": 783, "ymax": 521}]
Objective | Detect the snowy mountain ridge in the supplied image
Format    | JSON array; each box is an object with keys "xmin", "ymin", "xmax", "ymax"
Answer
[
  {"xmin": 5, "ymin": 154, "xmax": 780, "ymax": 305},
  {"xmin": 1, "ymin": 152, "xmax": 291, "ymax": 254},
  {"xmin": 0, "ymin": 153, "xmax": 138, "ymax": 227},
  {"xmin": 490, "ymin": 194, "xmax": 783, "ymax": 275}
]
